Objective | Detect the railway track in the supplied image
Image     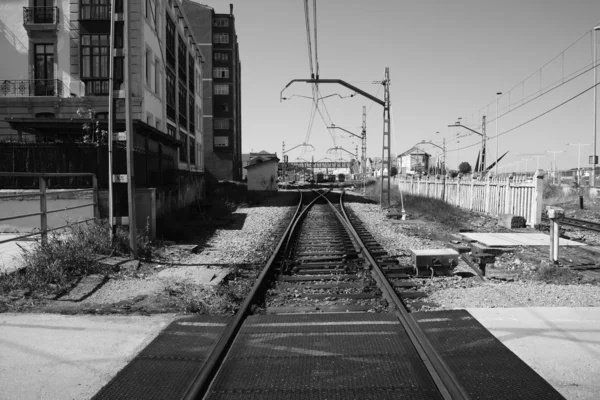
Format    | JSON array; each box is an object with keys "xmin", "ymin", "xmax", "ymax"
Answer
[
  {"xmin": 183, "ymin": 189, "xmax": 466, "ymax": 399},
  {"xmin": 94, "ymin": 189, "xmax": 565, "ymax": 400}
]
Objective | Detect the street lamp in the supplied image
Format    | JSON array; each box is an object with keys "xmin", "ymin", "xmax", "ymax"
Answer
[
  {"xmin": 567, "ymin": 143, "xmax": 591, "ymax": 185},
  {"xmin": 592, "ymin": 25, "xmax": 600, "ymax": 187},
  {"xmin": 496, "ymin": 92, "xmax": 502, "ymax": 176}
]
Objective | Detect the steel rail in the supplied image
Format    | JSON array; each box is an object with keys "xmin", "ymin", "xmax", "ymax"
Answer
[
  {"xmin": 183, "ymin": 191, "xmax": 310, "ymax": 400},
  {"xmin": 335, "ymin": 190, "xmax": 470, "ymax": 400},
  {"xmin": 541, "ymin": 215, "xmax": 600, "ymax": 233}
]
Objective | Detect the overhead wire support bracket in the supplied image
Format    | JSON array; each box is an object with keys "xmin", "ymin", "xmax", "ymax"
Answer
[{"xmin": 280, "ymin": 79, "xmax": 385, "ymax": 106}]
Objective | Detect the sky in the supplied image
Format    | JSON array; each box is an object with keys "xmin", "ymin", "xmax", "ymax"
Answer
[{"xmin": 200, "ymin": 0, "xmax": 600, "ymax": 173}]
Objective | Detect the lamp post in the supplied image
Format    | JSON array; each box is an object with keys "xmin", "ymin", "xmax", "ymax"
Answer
[
  {"xmin": 567, "ymin": 143, "xmax": 591, "ymax": 185},
  {"xmin": 496, "ymin": 92, "xmax": 502, "ymax": 176},
  {"xmin": 592, "ymin": 26, "xmax": 600, "ymax": 187}
]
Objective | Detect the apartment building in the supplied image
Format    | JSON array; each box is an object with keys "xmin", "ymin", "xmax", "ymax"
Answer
[
  {"xmin": 182, "ymin": 1, "xmax": 242, "ymax": 181},
  {"xmin": 0, "ymin": 0, "xmax": 205, "ymax": 179}
]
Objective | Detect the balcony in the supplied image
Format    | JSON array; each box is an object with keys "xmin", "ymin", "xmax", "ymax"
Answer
[
  {"xmin": 23, "ymin": 7, "xmax": 60, "ymax": 32},
  {"xmin": 0, "ymin": 79, "xmax": 64, "ymax": 97},
  {"xmin": 80, "ymin": 4, "xmax": 110, "ymax": 20}
]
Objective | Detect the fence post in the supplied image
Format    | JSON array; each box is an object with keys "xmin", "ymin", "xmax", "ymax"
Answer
[
  {"xmin": 92, "ymin": 174, "xmax": 99, "ymax": 219},
  {"xmin": 531, "ymin": 169, "xmax": 545, "ymax": 226},
  {"xmin": 469, "ymin": 177, "xmax": 475, "ymax": 210},
  {"xmin": 39, "ymin": 176, "xmax": 47, "ymax": 245},
  {"xmin": 484, "ymin": 174, "xmax": 492, "ymax": 214},
  {"xmin": 504, "ymin": 175, "xmax": 513, "ymax": 214},
  {"xmin": 456, "ymin": 177, "xmax": 461, "ymax": 207}
]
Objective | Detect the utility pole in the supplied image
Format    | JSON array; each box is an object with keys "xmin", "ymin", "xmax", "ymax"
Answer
[
  {"xmin": 107, "ymin": 0, "xmax": 116, "ymax": 235},
  {"xmin": 567, "ymin": 143, "xmax": 591, "ymax": 186},
  {"xmin": 282, "ymin": 141, "xmax": 286, "ymax": 185},
  {"xmin": 362, "ymin": 105, "xmax": 367, "ymax": 195},
  {"xmin": 481, "ymin": 115, "xmax": 486, "ymax": 174},
  {"xmin": 380, "ymin": 68, "xmax": 391, "ymax": 207},
  {"xmin": 124, "ymin": 0, "xmax": 136, "ymax": 256},
  {"xmin": 546, "ymin": 150, "xmax": 564, "ymax": 185}
]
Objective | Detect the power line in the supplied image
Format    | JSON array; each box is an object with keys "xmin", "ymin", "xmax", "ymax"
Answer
[{"xmin": 447, "ymin": 80, "xmax": 600, "ymax": 154}]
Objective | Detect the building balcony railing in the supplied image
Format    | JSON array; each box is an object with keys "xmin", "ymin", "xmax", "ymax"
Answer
[
  {"xmin": 0, "ymin": 79, "xmax": 64, "ymax": 97},
  {"xmin": 23, "ymin": 7, "xmax": 60, "ymax": 29}
]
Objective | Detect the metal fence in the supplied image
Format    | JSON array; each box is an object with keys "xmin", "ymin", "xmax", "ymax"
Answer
[
  {"xmin": 0, "ymin": 143, "xmax": 176, "ymax": 189},
  {"xmin": 397, "ymin": 173, "xmax": 546, "ymax": 226},
  {"xmin": 0, "ymin": 172, "xmax": 98, "ymax": 245}
]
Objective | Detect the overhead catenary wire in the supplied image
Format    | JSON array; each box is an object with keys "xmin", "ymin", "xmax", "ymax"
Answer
[{"xmin": 446, "ymin": 80, "xmax": 600, "ymax": 154}]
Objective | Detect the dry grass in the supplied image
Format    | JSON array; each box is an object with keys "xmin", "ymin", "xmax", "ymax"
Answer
[{"xmin": 0, "ymin": 220, "xmax": 153, "ymax": 296}]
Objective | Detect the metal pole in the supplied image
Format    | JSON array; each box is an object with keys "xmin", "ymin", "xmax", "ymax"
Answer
[
  {"xmin": 593, "ymin": 27, "xmax": 599, "ymax": 187},
  {"xmin": 362, "ymin": 105, "xmax": 367, "ymax": 195},
  {"xmin": 380, "ymin": 68, "xmax": 391, "ymax": 207},
  {"xmin": 495, "ymin": 92, "xmax": 502, "ymax": 176},
  {"xmin": 442, "ymin": 137, "xmax": 446, "ymax": 201},
  {"xmin": 481, "ymin": 115, "xmax": 486, "ymax": 173},
  {"xmin": 124, "ymin": 0, "xmax": 137, "ymax": 256},
  {"xmin": 107, "ymin": 0, "xmax": 116, "ymax": 236}
]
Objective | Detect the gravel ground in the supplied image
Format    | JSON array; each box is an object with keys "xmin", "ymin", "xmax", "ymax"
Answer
[{"xmin": 346, "ymin": 201, "xmax": 600, "ymax": 309}]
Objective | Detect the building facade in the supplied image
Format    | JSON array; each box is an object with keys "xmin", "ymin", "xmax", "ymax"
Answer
[
  {"xmin": 182, "ymin": 0, "xmax": 242, "ymax": 181},
  {"xmin": 0, "ymin": 0, "xmax": 205, "ymax": 177}
]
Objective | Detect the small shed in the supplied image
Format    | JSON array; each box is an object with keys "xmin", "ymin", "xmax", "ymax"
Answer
[{"xmin": 244, "ymin": 151, "xmax": 279, "ymax": 191}]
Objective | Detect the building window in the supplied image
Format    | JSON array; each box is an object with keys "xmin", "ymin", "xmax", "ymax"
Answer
[
  {"xmin": 213, "ymin": 33, "xmax": 229, "ymax": 44},
  {"xmin": 214, "ymin": 52, "xmax": 228, "ymax": 62},
  {"xmin": 180, "ymin": 135, "xmax": 188, "ymax": 163},
  {"xmin": 213, "ymin": 67, "xmax": 229, "ymax": 79},
  {"xmin": 213, "ymin": 18, "xmax": 229, "ymax": 27},
  {"xmin": 178, "ymin": 81, "xmax": 187, "ymax": 127},
  {"xmin": 166, "ymin": 69, "xmax": 176, "ymax": 121},
  {"xmin": 166, "ymin": 14, "xmax": 175, "ymax": 68},
  {"xmin": 188, "ymin": 54, "xmax": 195, "ymax": 94},
  {"xmin": 80, "ymin": 0, "xmax": 110, "ymax": 20},
  {"xmin": 155, "ymin": 118, "xmax": 161, "ymax": 131},
  {"xmin": 178, "ymin": 35, "xmax": 187, "ymax": 82},
  {"xmin": 214, "ymin": 84, "xmax": 229, "ymax": 95},
  {"xmin": 189, "ymin": 137, "xmax": 196, "ymax": 165},
  {"xmin": 146, "ymin": 113, "xmax": 153, "ymax": 126},
  {"xmin": 145, "ymin": 48, "xmax": 152, "ymax": 89},
  {"xmin": 155, "ymin": 57, "xmax": 161, "ymax": 96},
  {"xmin": 81, "ymin": 34, "xmax": 110, "ymax": 95},
  {"xmin": 188, "ymin": 94, "xmax": 195, "ymax": 133},
  {"xmin": 220, "ymin": 103, "xmax": 229, "ymax": 112},
  {"xmin": 167, "ymin": 124, "xmax": 176, "ymax": 137},
  {"xmin": 33, "ymin": 43, "xmax": 55, "ymax": 96},
  {"xmin": 214, "ymin": 119, "xmax": 229, "ymax": 130},
  {"xmin": 145, "ymin": 0, "xmax": 155, "ymax": 24}
]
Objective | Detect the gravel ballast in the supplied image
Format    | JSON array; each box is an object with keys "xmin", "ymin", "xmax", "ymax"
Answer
[{"xmin": 346, "ymin": 201, "xmax": 600, "ymax": 309}]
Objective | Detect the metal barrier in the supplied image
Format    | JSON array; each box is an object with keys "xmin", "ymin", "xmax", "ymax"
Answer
[{"xmin": 0, "ymin": 172, "xmax": 98, "ymax": 245}]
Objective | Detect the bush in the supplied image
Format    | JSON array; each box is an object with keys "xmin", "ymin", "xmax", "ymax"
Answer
[
  {"xmin": 0, "ymin": 219, "xmax": 153, "ymax": 295},
  {"xmin": 337, "ymin": 173, "xmax": 345, "ymax": 182}
]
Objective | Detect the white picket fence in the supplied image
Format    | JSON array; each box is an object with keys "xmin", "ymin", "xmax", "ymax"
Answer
[{"xmin": 397, "ymin": 172, "xmax": 546, "ymax": 226}]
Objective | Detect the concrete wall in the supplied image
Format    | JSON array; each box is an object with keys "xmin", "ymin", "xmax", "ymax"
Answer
[{"xmin": 246, "ymin": 162, "xmax": 278, "ymax": 191}]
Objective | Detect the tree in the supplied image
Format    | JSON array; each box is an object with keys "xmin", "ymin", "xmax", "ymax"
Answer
[
  {"xmin": 458, "ymin": 162, "xmax": 472, "ymax": 175},
  {"xmin": 390, "ymin": 166, "xmax": 398, "ymax": 177},
  {"xmin": 316, "ymin": 172, "xmax": 324, "ymax": 182},
  {"xmin": 449, "ymin": 170, "xmax": 459, "ymax": 178},
  {"xmin": 337, "ymin": 173, "xmax": 346, "ymax": 182}
]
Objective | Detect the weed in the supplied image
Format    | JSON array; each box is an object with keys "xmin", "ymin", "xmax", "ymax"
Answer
[
  {"xmin": 164, "ymin": 275, "xmax": 253, "ymax": 315},
  {"xmin": 531, "ymin": 265, "xmax": 582, "ymax": 285},
  {"xmin": 0, "ymin": 219, "xmax": 154, "ymax": 296}
]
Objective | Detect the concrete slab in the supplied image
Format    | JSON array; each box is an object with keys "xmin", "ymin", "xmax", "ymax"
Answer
[
  {"xmin": 0, "ymin": 234, "xmax": 36, "ymax": 274},
  {"xmin": 461, "ymin": 232, "xmax": 585, "ymax": 247},
  {"xmin": 0, "ymin": 313, "xmax": 176, "ymax": 400},
  {"xmin": 157, "ymin": 266, "xmax": 230, "ymax": 286},
  {"xmin": 468, "ymin": 307, "xmax": 600, "ymax": 400}
]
